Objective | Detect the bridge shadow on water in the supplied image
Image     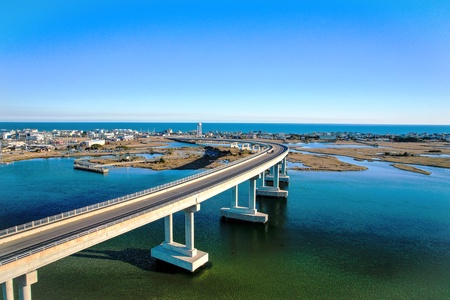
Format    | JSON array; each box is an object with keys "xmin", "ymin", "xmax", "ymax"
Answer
[
  {"xmin": 173, "ymin": 147, "xmax": 240, "ymax": 170},
  {"xmin": 71, "ymin": 248, "xmax": 212, "ymax": 275},
  {"xmin": 219, "ymin": 195, "xmax": 288, "ymax": 255},
  {"xmin": 173, "ymin": 156, "xmax": 215, "ymax": 170},
  {"xmin": 256, "ymin": 195, "xmax": 288, "ymax": 228}
]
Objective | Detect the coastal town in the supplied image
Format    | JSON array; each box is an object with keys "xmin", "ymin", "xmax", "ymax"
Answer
[
  {"xmin": 1, "ymin": 126, "xmax": 450, "ymax": 174},
  {"xmin": 2, "ymin": 125, "xmax": 449, "ymax": 150}
]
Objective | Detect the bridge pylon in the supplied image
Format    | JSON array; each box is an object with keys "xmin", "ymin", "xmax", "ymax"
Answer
[
  {"xmin": 151, "ymin": 205, "xmax": 208, "ymax": 272},
  {"xmin": 2, "ymin": 270, "xmax": 38, "ymax": 300},
  {"xmin": 264, "ymin": 157, "xmax": 290, "ymax": 184},
  {"xmin": 2, "ymin": 279, "xmax": 13, "ymax": 300},
  {"xmin": 220, "ymin": 175, "xmax": 268, "ymax": 223},
  {"xmin": 257, "ymin": 158, "xmax": 289, "ymax": 198}
]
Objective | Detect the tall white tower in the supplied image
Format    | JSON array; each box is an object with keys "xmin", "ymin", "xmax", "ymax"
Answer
[{"xmin": 197, "ymin": 123, "xmax": 202, "ymax": 137}]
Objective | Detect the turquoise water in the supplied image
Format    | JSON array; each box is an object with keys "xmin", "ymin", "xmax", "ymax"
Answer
[
  {"xmin": 155, "ymin": 142, "xmax": 201, "ymax": 149},
  {"xmin": 136, "ymin": 153, "xmax": 163, "ymax": 159},
  {"xmin": 1, "ymin": 122, "xmax": 450, "ymax": 135},
  {"xmin": 288, "ymin": 142, "xmax": 376, "ymax": 149},
  {"xmin": 0, "ymin": 158, "xmax": 199, "ymax": 229},
  {"xmin": 1, "ymin": 157, "xmax": 450, "ymax": 299}
]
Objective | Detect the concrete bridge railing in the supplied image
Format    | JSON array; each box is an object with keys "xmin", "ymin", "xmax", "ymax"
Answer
[{"xmin": 0, "ymin": 145, "xmax": 269, "ymax": 239}]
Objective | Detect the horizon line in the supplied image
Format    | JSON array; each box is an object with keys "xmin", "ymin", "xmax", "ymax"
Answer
[{"xmin": 1, "ymin": 121, "xmax": 449, "ymax": 126}]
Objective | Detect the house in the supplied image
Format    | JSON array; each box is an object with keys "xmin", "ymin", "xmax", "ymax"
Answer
[
  {"xmin": 84, "ymin": 140, "xmax": 106, "ymax": 147},
  {"xmin": 27, "ymin": 134, "xmax": 45, "ymax": 142},
  {"xmin": 318, "ymin": 135, "xmax": 337, "ymax": 142}
]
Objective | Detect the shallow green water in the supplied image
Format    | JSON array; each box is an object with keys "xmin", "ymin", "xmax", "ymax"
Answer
[{"xmin": 1, "ymin": 158, "xmax": 449, "ymax": 299}]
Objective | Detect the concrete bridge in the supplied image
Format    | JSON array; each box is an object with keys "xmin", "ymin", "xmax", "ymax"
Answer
[{"xmin": 0, "ymin": 140, "xmax": 289, "ymax": 300}]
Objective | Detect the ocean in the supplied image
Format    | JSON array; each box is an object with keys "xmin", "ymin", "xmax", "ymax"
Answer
[
  {"xmin": 0, "ymin": 139, "xmax": 449, "ymax": 299},
  {"xmin": 1, "ymin": 122, "xmax": 449, "ymax": 135}
]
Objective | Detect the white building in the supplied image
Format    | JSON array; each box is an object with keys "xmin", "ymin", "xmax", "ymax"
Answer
[
  {"xmin": 7, "ymin": 141, "xmax": 26, "ymax": 150},
  {"xmin": 2, "ymin": 132, "xmax": 12, "ymax": 140},
  {"xmin": 197, "ymin": 123, "xmax": 202, "ymax": 137},
  {"xmin": 84, "ymin": 139, "xmax": 105, "ymax": 147},
  {"xmin": 121, "ymin": 135, "xmax": 134, "ymax": 141},
  {"xmin": 102, "ymin": 133, "xmax": 115, "ymax": 139},
  {"xmin": 28, "ymin": 134, "xmax": 45, "ymax": 142}
]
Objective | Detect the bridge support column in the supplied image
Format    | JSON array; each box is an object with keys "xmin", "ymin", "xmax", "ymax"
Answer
[
  {"xmin": 257, "ymin": 163, "xmax": 288, "ymax": 198},
  {"xmin": 280, "ymin": 157, "xmax": 290, "ymax": 182},
  {"xmin": 185, "ymin": 206, "xmax": 196, "ymax": 255},
  {"xmin": 2, "ymin": 279, "xmax": 14, "ymax": 300},
  {"xmin": 151, "ymin": 205, "xmax": 208, "ymax": 272},
  {"xmin": 273, "ymin": 164, "xmax": 280, "ymax": 188},
  {"xmin": 265, "ymin": 159, "xmax": 290, "ymax": 184},
  {"xmin": 281, "ymin": 157, "xmax": 287, "ymax": 175},
  {"xmin": 164, "ymin": 214, "xmax": 173, "ymax": 243},
  {"xmin": 17, "ymin": 271, "xmax": 37, "ymax": 300},
  {"xmin": 260, "ymin": 170, "xmax": 266, "ymax": 187},
  {"xmin": 220, "ymin": 176, "xmax": 268, "ymax": 223},
  {"xmin": 230, "ymin": 185, "xmax": 238, "ymax": 208}
]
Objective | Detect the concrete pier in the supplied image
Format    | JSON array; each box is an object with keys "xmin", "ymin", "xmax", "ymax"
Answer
[
  {"xmin": 2, "ymin": 279, "xmax": 13, "ymax": 300},
  {"xmin": 265, "ymin": 174, "xmax": 289, "ymax": 182},
  {"xmin": 265, "ymin": 158, "xmax": 290, "ymax": 183},
  {"xmin": 251, "ymin": 145, "xmax": 261, "ymax": 153},
  {"xmin": 151, "ymin": 205, "xmax": 208, "ymax": 272},
  {"xmin": 256, "ymin": 186, "xmax": 288, "ymax": 198},
  {"xmin": 73, "ymin": 164, "xmax": 108, "ymax": 174},
  {"xmin": 256, "ymin": 169, "xmax": 288, "ymax": 197},
  {"xmin": 256, "ymin": 161, "xmax": 288, "ymax": 198},
  {"xmin": 220, "ymin": 176, "xmax": 268, "ymax": 223},
  {"xmin": 17, "ymin": 271, "xmax": 37, "ymax": 300}
]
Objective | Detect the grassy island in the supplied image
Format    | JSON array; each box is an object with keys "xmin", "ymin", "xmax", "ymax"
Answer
[
  {"xmin": 287, "ymin": 152, "xmax": 367, "ymax": 172},
  {"xmin": 291, "ymin": 141, "xmax": 450, "ymax": 170},
  {"xmin": 390, "ymin": 164, "xmax": 431, "ymax": 175}
]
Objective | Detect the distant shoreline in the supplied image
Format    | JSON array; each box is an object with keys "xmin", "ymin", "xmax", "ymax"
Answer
[{"xmin": 1, "ymin": 122, "xmax": 450, "ymax": 135}]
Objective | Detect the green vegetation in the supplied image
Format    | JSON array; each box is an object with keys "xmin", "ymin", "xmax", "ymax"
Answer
[
  {"xmin": 90, "ymin": 144, "xmax": 103, "ymax": 150},
  {"xmin": 384, "ymin": 152, "xmax": 414, "ymax": 157},
  {"xmin": 116, "ymin": 145, "xmax": 129, "ymax": 150},
  {"xmin": 393, "ymin": 136, "xmax": 420, "ymax": 142}
]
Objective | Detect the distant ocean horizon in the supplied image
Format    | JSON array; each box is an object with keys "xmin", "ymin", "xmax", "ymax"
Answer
[{"xmin": 0, "ymin": 122, "xmax": 449, "ymax": 135}]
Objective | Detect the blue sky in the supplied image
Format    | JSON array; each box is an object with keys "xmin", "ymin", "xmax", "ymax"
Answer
[{"xmin": 1, "ymin": 1, "xmax": 449, "ymax": 124}]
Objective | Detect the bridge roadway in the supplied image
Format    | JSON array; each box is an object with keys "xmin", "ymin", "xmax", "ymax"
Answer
[{"xmin": 0, "ymin": 141, "xmax": 288, "ymax": 284}]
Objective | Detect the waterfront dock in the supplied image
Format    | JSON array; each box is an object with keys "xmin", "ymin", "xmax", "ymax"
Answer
[{"xmin": 73, "ymin": 163, "xmax": 108, "ymax": 174}]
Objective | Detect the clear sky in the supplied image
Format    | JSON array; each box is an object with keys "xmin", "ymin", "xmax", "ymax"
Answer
[{"xmin": 1, "ymin": 1, "xmax": 449, "ymax": 124}]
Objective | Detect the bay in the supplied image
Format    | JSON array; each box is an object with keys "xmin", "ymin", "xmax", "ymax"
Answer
[{"xmin": 1, "ymin": 153, "xmax": 449, "ymax": 299}]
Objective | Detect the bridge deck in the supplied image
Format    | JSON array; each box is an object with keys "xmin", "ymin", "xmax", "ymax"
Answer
[{"xmin": 0, "ymin": 141, "xmax": 288, "ymax": 283}]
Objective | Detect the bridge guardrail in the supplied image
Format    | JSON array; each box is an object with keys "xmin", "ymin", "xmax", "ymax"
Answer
[
  {"xmin": 0, "ymin": 143, "xmax": 271, "ymax": 239},
  {"xmin": 0, "ymin": 143, "xmax": 288, "ymax": 267}
]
